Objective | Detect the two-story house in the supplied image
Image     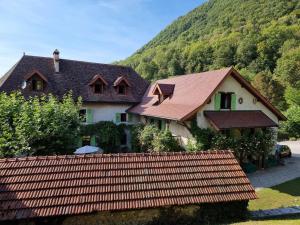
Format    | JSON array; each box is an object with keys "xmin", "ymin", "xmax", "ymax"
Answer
[
  {"xmin": 128, "ymin": 67, "xmax": 286, "ymax": 146},
  {"xmin": 0, "ymin": 50, "xmax": 149, "ymax": 148},
  {"xmin": 0, "ymin": 51, "xmax": 285, "ymax": 150}
]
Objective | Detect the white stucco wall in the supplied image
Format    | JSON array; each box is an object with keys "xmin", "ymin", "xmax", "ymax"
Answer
[
  {"xmin": 82, "ymin": 103, "xmax": 132, "ymax": 123},
  {"xmin": 168, "ymin": 121, "xmax": 192, "ymax": 146},
  {"xmin": 197, "ymin": 75, "xmax": 279, "ymax": 128}
]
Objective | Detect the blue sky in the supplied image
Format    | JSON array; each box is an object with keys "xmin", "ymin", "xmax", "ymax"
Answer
[{"xmin": 0, "ymin": 0, "xmax": 204, "ymax": 75}]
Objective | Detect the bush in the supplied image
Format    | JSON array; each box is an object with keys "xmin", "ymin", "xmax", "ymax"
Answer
[
  {"xmin": 0, "ymin": 92, "xmax": 81, "ymax": 157},
  {"xmin": 138, "ymin": 124, "xmax": 160, "ymax": 151},
  {"xmin": 189, "ymin": 119, "xmax": 215, "ymax": 150},
  {"xmin": 134, "ymin": 124, "xmax": 182, "ymax": 152},
  {"xmin": 80, "ymin": 121, "xmax": 122, "ymax": 153},
  {"xmin": 152, "ymin": 130, "xmax": 182, "ymax": 152}
]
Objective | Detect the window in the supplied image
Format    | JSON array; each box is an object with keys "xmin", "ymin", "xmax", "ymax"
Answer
[
  {"xmin": 220, "ymin": 92, "xmax": 232, "ymax": 109},
  {"xmin": 94, "ymin": 83, "xmax": 103, "ymax": 94},
  {"xmin": 32, "ymin": 79, "xmax": 43, "ymax": 91},
  {"xmin": 118, "ymin": 84, "xmax": 126, "ymax": 95},
  {"xmin": 79, "ymin": 109, "xmax": 87, "ymax": 122},
  {"xmin": 82, "ymin": 136, "xmax": 91, "ymax": 146},
  {"xmin": 120, "ymin": 113, "xmax": 127, "ymax": 122}
]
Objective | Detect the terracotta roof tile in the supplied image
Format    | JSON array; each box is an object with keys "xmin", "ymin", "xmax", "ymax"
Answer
[{"xmin": 0, "ymin": 151, "xmax": 256, "ymax": 221}]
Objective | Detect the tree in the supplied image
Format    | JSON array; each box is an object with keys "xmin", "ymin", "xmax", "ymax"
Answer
[
  {"xmin": 0, "ymin": 92, "xmax": 81, "ymax": 157},
  {"xmin": 251, "ymin": 70, "xmax": 287, "ymax": 110},
  {"xmin": 152, "ymin": 130, "xmax": 182, "ymax": 152},
  {"xmin": 280, "ymin": 105, "xmax": 300, "ymax": 139},
  {"xmin": 275, "ymin": 47, "xmax": 300, "ymax": 89}
]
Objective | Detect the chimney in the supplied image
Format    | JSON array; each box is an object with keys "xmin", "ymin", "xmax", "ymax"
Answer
[{"xmin": 53, "ymin": 49, "xmax": 60, "ymax": 73}]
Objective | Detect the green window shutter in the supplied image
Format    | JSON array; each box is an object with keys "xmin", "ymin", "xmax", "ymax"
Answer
[
  {"xmin": 231, "ymin": 93, "xmax": 237, "ymax": 110},
  {"xmin": 115, "ymin": 113, "xmax": 121, "ymax": 123},
  {"xmin": 78, "ymin": 138, "xmax": 82, "ymax": 147},
  {"xmin": 86, "ymin": 108, "xmax": 93, "ymax": 123},
  {"xmin": 214, "ymin": 93, "xmax": 221, "ymax": 110},
  {"xmin": 161, "ymin": 120, "xmax": 166, "ymax": 130},
  {"xmin": 128, "ymin": 113, "xmax": 133, "ymax": 122},
  {"xmin": 90, "ymin": 135, "xmax": 96, "ymax": 146}
]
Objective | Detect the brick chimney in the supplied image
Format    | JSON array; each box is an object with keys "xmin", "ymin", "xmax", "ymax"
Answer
[{"xmin": 53, "ymin": 49, "xmax": 60, "ymax": 73}]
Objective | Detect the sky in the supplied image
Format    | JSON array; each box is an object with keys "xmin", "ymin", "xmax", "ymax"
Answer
[{"xmin": 0, "ymin": 0, "xmax": 205, "ymax": 75}]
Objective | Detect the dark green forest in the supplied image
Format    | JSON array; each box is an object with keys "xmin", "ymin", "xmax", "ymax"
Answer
[{"xmin": 119, "ymin": 0, "xmax": 300, "ymax": 138}]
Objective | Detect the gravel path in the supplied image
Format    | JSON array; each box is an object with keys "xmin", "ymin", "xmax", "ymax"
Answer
[{"xmin": 248, "ymin": 141, "xmax": 300, "ymax": 189}]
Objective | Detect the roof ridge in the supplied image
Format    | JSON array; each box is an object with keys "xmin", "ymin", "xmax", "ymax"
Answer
[
  {"xmin": 156, "ymin": 66, "xmax": 232, "ymax": 82},
  {"xmin": 0, "ymin": 150, "xmax": 233, "ymax": 162},
  {"xmin": 23, "ymin": 54, "xmax": 131, "ymax": 69}
]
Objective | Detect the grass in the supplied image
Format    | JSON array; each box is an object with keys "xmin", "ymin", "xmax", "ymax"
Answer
[
  {"xmin": 231, "ymin": 218, "xmax": 300, "ymax": 225},
  {"xmin": 248, "ymin": 178, "xmax": 300, "ymax": 211}
]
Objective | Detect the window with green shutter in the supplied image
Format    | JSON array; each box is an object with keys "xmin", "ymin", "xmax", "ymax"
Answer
[
  {"xmin": 86, "ymin": 108, "xmax": 93, "ymax": 123},
  {"xmin": 214, "ymin": 93, "xmax": 221, "ymax": 110},
  {"xmin": 90, "ymin": 135, "xmax": 96, "ymax": 146},
  {"xmin": 127, "ymin": 113, "xmax": 133, "ymax": 122},
  {"xmin": 115, "ymin": 113, "xmax": 121, "ymax": 123},
  {"xmin": 231, "ymin": 93, "xmax": 237, "ymax": 110},
  {"xmin": 161, "ymin": 120, "xmax": 166, "ymax": 130}
]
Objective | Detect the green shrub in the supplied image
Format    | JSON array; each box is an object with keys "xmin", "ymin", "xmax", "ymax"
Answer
[
  {"xmin": 152, "ymin": 130, "xmax": 182, "ymax": 152},
  {"xmin": 138, "ymin": 124, "xmax": 160, "ymax": 151},
  {"xmin": 189, "ymin": 119, "xmax": 214, "ymax": 150},
  {"xmin": 0, "ymin": 92, "xmax": 81, "ymax": 157}
]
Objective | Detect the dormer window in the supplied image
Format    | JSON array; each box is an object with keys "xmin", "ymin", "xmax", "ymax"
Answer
[
  {"xmin": 24, "ymin": 70, "xmax": 48, "ymax": 92},
  {"xmin": 118, "ymin": 84, "xmax": 126, "ymax": 95},
  {"xmin": 113, "ymin": 76, "xmax": 131, "ymax": 96},
  {"xmin": 32, "ymin": 79, "xmax": 43, "ymax": 91},
  {"xmin": 94, "ymin": 82, "xmax": 104, "ymax": 94},
  {"xmin": 89, "ymin": 74, "xmax": 107, "ymax": 94},
  {"xmin": 153, "ymin": 83, "xmax": 175, "ymax": 104}
]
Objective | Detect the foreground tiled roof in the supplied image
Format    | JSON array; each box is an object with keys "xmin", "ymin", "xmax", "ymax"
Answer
[
  {"xmin": 0, "ymin": 151, "xmax": 256, "ymax": 221},
  {"xmin": 0, "ymin": 55, "xmax": 149, "ymax": 103},
  {"xmin": 128, "ymin": 67, "xmax": 285, "ymax": 121},
  {"xmin": 204, "ymin": 110, "xmax": 278, "ymax": 130}
]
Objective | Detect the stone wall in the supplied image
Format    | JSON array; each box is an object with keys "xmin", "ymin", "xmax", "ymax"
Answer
[{"xmin": 1, "ymin": 201, "xmax": 249, "ymax": 225}]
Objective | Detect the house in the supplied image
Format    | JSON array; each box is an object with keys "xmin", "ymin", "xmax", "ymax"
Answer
[
  {"xmin": 0, "ymin": 50, "xmax": 149, "ymax": 149},
  {"xmin": 128, "ymin": 67, "xmax": 286, "ymax": 146},
  {"xmin": 0, "ymin": 151, "xmax": 256, "ymax": 225},
  {"xmin": 0, "ymin": 51, "xmax": 285, "ymax": 151}
]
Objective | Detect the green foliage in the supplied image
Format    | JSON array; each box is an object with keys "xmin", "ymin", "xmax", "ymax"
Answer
[
  {"xmin": 152, "ymin": 130, "xmax": 182, "ymax": 152},
  {"xmin": 211, "ymin": 128, "xmax": 276, "ymax": 162},
  {"xmin": 280, "ymin": 105, "xmax": 300, "ymax": 139},
  {"xmin": 148, "ymin": 201, "xmax": 249, "ymax": 225},
  {"xmin": 135, "ymin": 124, "xmax": 182, "ymax": 152},
  {"xmin": 0, "ymin": 92, "xmax": 81, "ymax": 157},
  {"xmin": 80, "ymin": 121, "xmax": 122, "ymax": 152},
  {"xmin": 138, "ymin": 124, "xmax": 160, "ymax": 151},
  {"xmin": 188, "ymin": 119, "xmax": 214, "ymax": 150}
]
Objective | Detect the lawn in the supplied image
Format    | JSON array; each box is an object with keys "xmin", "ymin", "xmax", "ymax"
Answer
[
  {"xmin": 229, "ymin": 178, "xmax": 300, "ymax": 224},
  {"xmin": 248, "ymin": 178, "xmax": 300, "ymax": 211},
  {"xmin": 231, "ymin": 218, "xmax": 300, "ymax": 225}
]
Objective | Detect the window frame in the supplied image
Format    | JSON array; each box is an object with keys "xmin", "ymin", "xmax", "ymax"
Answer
[
  {"xmin": 94, "ymin": 82, "xmax": 104, "ymax": 94},
  {"xmin": 120, "ymin": 113, "xmax": 127, "ymax": 122},
  {"xmin": 118, "ymin": 84, "xmax": 126, "ymax": 95},
  {"xmin": 79, "ymin": 109, "xmax": 87, "ymax": 123},
  {"xmin": 31, "ymin": 77, "xmax": 44, "ymax": 91}
]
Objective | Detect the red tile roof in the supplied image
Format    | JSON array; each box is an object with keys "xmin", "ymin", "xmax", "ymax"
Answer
[
  {"xmin": 128, "ymin": 67, "xmax": 285, "ymax": 121},
  {"xmin": 204, "ymin": 110, "xmax": 278, "ymax": 130},
  {"xmin": 0, "ymin": 151, "xmax": 256, "ymax": 221}
]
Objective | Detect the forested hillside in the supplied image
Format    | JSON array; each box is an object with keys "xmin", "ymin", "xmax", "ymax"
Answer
[{"xmin": 120, "ymin": 0, "xmax": 300, "ymax": 138}]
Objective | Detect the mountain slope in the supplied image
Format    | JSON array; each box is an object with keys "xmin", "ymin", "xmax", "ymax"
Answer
[{"xmin": 119, "ymin": 0, "xmax": 300, "ymax": 111}]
